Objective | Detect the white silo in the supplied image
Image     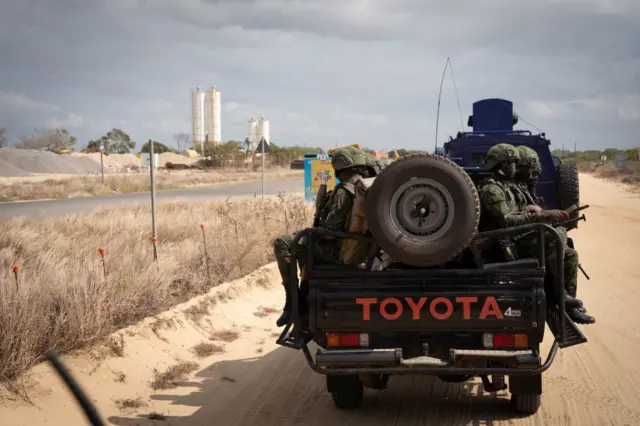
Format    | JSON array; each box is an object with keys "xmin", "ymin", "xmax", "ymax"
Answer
[
  {"xmin": 191, "ymin": 87, "xmax": 206, "ymax": 154},
  {"xmin": 204, "ymin": 86, "xmax": 221, "ymax": 144},
  {"xmin": 247, "ymin": 117, "xmax": 258, "ymax": 150},
  {"xmin": 257, "ymin": 117, "xmax": 270, "ymax": 144}
]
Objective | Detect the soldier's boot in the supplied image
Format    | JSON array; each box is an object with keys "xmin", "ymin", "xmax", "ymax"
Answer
[
  {"xmin": 568, "ymin": 307, "xmax": 596, "ymax": 325},
  {"xmin": 565, "ymin": 292, "xmax": 583, "ymax": 309},
  {"xmin": 276, "ymin": 284, "xmax": 293, "ymax": 327}
]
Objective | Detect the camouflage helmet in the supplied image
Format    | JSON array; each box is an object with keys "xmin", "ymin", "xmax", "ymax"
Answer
[
  {"xmin": 364, "ymin": 152, "xmax": 380, "ymax": 176},
  {"xmin": 331, "ymin": 148, "xmax": 367, "ymax": 171},
  {"xmin": 516, "ymin": 145, "xmax": 542, "ymax": 172},
  {"xmin": 484, "ymin": 143, "xmax": 519, "ymax": 170}
]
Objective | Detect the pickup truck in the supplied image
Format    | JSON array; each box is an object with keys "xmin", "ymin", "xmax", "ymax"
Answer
[{"xmin": 277, "ymin": 153, "xmax": 588, "ymax": 416}]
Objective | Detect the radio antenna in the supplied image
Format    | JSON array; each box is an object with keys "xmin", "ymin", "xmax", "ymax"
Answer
[{"xmin": 434, "ymin": 57, "xmax": 465, "ymax": 152}]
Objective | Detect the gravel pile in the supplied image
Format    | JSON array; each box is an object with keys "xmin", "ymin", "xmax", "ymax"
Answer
[{"xmin": 0, "ymin": 148, "xmax": 113, "ymax": 177}]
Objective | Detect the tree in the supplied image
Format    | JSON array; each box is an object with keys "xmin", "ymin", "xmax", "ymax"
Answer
[
  {"xmin": 173, "ymin": 132, "xmax": 191, "ymax": 153},
  {"xmin": 17, "ymin": 128, "xmax": 76, "ymax": 151},
  {"xmin": 0, "ymin": 127, "xmax": 7, "ymax": 148},
  {"xmin": 140, "ymin": 140, "xmax": 174, "ymax": 154},
  {"xmin": 85, "ymin": 139, "xmax": 103, "ymax": 153},
  {"xmin": 99, "ymin": 128, "xmax": 135, "ymax": 154}
]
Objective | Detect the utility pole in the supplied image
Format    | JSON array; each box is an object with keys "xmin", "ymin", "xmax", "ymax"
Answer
[
  {"xmin": 149, "ymin": 139, "xmax": 158, "ymax": 262},
  {"xmin": 261, "ymin": 137, "xmax": 266, "ymax": 199},
  {"xmin": 100, "ymin": 137, "xmax": 106, "ymax": 183}
]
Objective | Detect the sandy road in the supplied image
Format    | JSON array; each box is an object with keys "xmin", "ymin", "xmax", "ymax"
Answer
[{"xmin": 3, "ymin": 174, "xmax": 640, "ymax": 426}]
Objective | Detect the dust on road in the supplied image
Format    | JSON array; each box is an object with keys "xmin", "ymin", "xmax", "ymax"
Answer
[{"xmin": 3, "ymin": 174, "xmax": 640, "ymax": 426}]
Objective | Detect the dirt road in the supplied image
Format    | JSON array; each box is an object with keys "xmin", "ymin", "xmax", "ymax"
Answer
[{"xmin": 2, "ymin": 174, "xmax": 640, "ymax": 425}]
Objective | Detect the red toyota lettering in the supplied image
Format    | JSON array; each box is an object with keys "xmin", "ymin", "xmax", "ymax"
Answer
[
  {"xmin": 356, "ymin": 296, "xmax": 503, "ymax": 320},
  {"xmin": 355, "ymin": 297, "xmax": 377, "ymax": 321},
  {"xmin": 380, "ymin": 298, "xmax": 403, "ymax": 320},
  {"xmin": 405, "ymin": 296, "xmax": 427, "ymax": 319},
  {"xmin": 429, "ymin": 297, "xmax": 454, "ymax": 320}
]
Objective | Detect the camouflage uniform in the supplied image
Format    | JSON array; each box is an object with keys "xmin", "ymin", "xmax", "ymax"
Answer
[
  {"xmin": 274, "ymin": 149, "xmax": 368, "ymax": 327},
  {"xmin": 513, "ymin": 146, "xmax": 594, "ymax": 323},
  {"xmin": 480, "ymin": 144, "xmax": 594, "ymax": 324},
  {"xmin": 514, "ymin": 145, "xmax": 542, "ymax": 206}
]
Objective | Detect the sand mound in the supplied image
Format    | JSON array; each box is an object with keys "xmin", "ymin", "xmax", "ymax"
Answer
[
  {"xmin": 69, "ymin": 152, "xmax": 121, "ymax": 171},
  {"xmin": 159, "ymin": 152, "xmax": 195, "ymax": 166},
  {"xmin": 0, "ymin": 148, "xmax": 114, "ymax": 177},
  {"xmin": 0, "ymin": 264, "xmax": 283, "ymax": 425},
  {"xmin": 109, "ymin": 153, "xmax": 140, "ymax": 167}
]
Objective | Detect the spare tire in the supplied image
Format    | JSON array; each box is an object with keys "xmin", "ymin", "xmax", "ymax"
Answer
[
  {"xmin": 365, "ymin": 153, "xmax": 480, "ymax": 267},
  {"xmin": 556, "ymin": 163, "xmax": 580, "ymax": 230}
]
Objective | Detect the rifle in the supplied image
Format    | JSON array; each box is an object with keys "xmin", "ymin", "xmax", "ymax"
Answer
[{"xmin": 312, "ymin": 182, "xmax": 328, "ymax": 228}]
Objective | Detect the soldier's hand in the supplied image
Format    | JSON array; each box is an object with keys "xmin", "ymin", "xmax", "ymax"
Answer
[
  {"xmin": 524, "ymin": 205, "xmax": 542, "ymax": 213},
  {"xmin": 542, "ymin": 209, "xmax": 570, "ymax": 222}
]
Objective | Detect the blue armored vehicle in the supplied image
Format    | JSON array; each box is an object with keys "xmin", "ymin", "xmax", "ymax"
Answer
[{"xmin": 443, "ymin": 98, "xmax": 580, "ymax": 227}]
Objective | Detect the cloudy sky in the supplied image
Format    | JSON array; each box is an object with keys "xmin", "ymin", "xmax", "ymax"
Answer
[{"xmin": 0, "ymin": 0, "xmax": 638, "ymax": 152}]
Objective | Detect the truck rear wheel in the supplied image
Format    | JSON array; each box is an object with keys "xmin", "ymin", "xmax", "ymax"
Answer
[
  {"xmin": 511, "ymin": 393, "xmax": 541, "ymax": 415},
  {"xmin": 365, "ymin": 153, "xmax": 480, "ymax": 267},
  {"xmin": 330, "ymin": 375, "xmax": 364, "ymax": 410},
  {"xmin": 556, "ymin": 163, "xmax": 580, "ymax": 230}
]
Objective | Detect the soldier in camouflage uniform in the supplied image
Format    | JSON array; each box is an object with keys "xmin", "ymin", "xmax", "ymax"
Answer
[
  {"xmin": 514, "ymin": 145, "xmax": 543, "ymax": 210},
  {"xmin": 514, "ymin": 145, "xmax": 594, "ymax": 323},
  {"xmin": 274, "ymin": 148, "xmax": 368, "ymax": 327},
  {"xmin": 478, "ymin": 144, "xmax": 595, "ymax": 324},
  {"xmin": 363, "ymin": 152, "xmax": 381, "ymax": 178}
]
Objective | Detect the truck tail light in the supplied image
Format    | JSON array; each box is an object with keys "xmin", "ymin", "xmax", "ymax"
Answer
[
  {"xmin": 482, "ymin": 333, "xmax": 528, "ymax": 348},
  {"xmin": 326, "ymin": 333, "xmax": 369, "ymax": 348}
]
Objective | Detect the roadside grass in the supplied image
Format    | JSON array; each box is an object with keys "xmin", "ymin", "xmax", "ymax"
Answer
[{"xmin": 0, "ymin": 194, "xmax": 312, "ymax": 382}]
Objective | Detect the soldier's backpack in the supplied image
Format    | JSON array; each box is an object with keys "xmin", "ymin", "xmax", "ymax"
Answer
[{"xmin": 340, "ymin": 176, "xmax": 373, "ymax": 265}]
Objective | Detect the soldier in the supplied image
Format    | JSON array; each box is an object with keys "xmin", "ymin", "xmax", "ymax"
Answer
[
  {"xmin": 363, "ymin": 152, "xmax": 382, "ymax": 178},
  {"xmin": 274, "ymin": 148, "xmax": 368, "ymax": 327},
  {"xmin": 514, "ymin": 145, "xmax": 595, "ymax": 324},
  {"xmin": 514, "ymin": 145, "xmax": 543, "ymax": 210},
  {"xmin": 478, "ymin": 144, "xmax": 595, "ymax": 324}
]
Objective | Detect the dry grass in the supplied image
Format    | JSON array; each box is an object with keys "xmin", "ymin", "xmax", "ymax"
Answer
[
  {"xmin": 209, "ymin": 329, "xmax": 240, "ymax": 343},
  {"xmin": 150, "ymin": 361, "xmax": 199, "ymax": 390},
  {"xmin": 191, "ymin": 341, "xmax": 224, "ymax": 358},
  {"xmin": 581, "ymin": 160, "xmax": 640, "ymax": 188},
  {"xmin": 0, "ymin": 168, "xmax": 303, "ymax": 202},
  {"xmin": 0, "ymin": 195, "xmax": 312, "ymax": 381},
  {"xmin": 114, "ymin": 397, "xmax": 146, "ymax": 412},
  {"xmin": 595, "ymin": 161, "xmax": 640, "ymax": 188}
]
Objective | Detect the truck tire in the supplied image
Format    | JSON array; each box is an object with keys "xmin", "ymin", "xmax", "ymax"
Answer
[
  {"xmin": 511, "ymin": 393, "xmax": 541, "ymax": 415},
  {"xmin": 556, "ymin": 163, "xmax": 580, "ymax": 230},
  {"xmin": 330, "ymin": 376, "xmax": 364, "ymax": 410},
  {"xmin": 365, "ymin": 153, "xmax": 480, "ymax": 267}
]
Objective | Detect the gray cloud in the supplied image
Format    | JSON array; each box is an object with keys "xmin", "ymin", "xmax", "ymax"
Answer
[{"xmin": 0, "ymin": 0, "xmax": 638, "ymax": 150}]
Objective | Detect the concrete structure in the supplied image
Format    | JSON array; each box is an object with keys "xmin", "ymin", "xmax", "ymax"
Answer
[
  {"xmin": 191, "ymin": 87, "xmax": 205, "ymax": 154},
  {"xmin": 204, "ymin": 86, "xmax": 221, "ymax": 144},
  {"xmin": 247, "ymin": 117, "xmax": 259, "ymax": 151},
  {"xmin": 257, "ymin": 117, "xmax": 270, "ymax": 145}
]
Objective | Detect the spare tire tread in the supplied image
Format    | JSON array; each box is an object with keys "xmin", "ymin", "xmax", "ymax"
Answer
[{"xmin": 366, "ymin": 153, "xmax": 480, "ymax": 267}]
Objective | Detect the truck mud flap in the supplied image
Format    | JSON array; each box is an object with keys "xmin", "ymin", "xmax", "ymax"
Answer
[
  {"xmin": 276, "ymin": 321, "xmax": 312, "ymax": 350},
  {"xmin": 547, "ymin": 309, "xmax": 587, "ymax": 348}
]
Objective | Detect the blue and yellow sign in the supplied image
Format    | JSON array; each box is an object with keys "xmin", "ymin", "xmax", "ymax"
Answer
[
  {"xmin": 304, "ymin": 153, "xmax": 338, "ymax": 201},
  {"xmin": 303, "ymin": 145, "xmax": 361, "ymax": 201}
]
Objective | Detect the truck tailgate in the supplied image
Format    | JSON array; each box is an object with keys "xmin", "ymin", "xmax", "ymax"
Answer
[{"xmin": 308, "ymin": 269, "xmax": 544, "ymax": 333}]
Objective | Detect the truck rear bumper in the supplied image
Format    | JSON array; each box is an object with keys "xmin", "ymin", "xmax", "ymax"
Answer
[{"xmin": 309, "ymin": 342, "xmax": 557, "ymax": 376}]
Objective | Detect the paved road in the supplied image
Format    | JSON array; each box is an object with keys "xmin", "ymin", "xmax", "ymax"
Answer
[{"xmin": 0, "ymin": 178, "xmax": 304, "ymax": 220}]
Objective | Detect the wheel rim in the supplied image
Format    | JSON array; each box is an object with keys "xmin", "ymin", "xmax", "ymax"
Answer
[{"xmin": 389, "ymin": 178, "xmax": 455, "ymax": 242}]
